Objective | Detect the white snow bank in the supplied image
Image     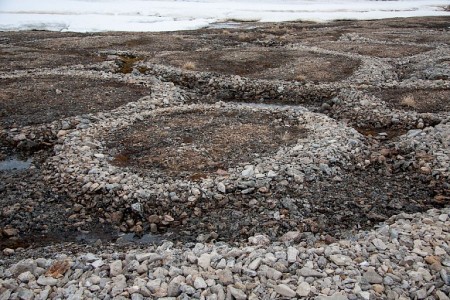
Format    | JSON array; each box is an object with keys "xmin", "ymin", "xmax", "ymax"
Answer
[{"xmin": 0, "ymin": 0, "xmax": 448, "ymax": 32}]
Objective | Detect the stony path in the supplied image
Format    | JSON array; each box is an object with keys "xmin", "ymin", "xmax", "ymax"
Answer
[{"xmin": 0, "ymin": 17, "xmax": 449, "ymax": 299}]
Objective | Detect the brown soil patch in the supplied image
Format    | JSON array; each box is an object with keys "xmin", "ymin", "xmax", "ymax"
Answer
[
  {"xmin": 318, "ymin": 42, "xmax": 431, "ymax": 58},
  {"xmin": 156, "ymin": 49, "xmax": 358, "ymax": 82},
  {"xmin": 107, "ymin": 108, "xmax": 306, "ymax": 179},
  {"xmin": 0, "ymin": 46, "xmax": 105, "ymax": 72},
  {"xmin": 0, "ymin": 75, "xmax": 149, "ymax": 128},
  {"xmin": 376, "ymin": 88, "xmax": 450, "ymax": 113},
  {"xmin": 363, "ymin": 31, "xmax": 450, "ymax": 46}
]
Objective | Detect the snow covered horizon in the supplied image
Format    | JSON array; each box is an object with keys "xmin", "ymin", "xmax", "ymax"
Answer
[{"xmin": 0, "ymin": 0, "xmax": 449, "ymax": 33}]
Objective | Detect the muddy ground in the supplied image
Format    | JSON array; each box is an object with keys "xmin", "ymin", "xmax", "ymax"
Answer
[{"xmin": 0, "ymin": 17, "xmax": 449, "ymax": 257}]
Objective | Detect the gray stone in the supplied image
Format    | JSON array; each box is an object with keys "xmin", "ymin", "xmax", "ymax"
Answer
[
  {"xmin": 436, "ymin": 290, "xmax": 450, "ymax": 300},
  {"xmin": 135, "ymin": 253, "xmax": 162, "ymax": 263},
  {"xmin": 248, "ymin": 234, "xmax": 270, "ymax": 245},
  {"xmin": 372, "ymin": 238, "xmax": 387, "ymax": 250},
  {"xmin": 241, "ymin": 167, "xmax": 254, "ymax": 178},
  {"xmin": 266, "ymin": 267, "xmax": 283, "ymax": 280},
  {"xmin": 17, "ymin": 288, "xmax": 34, "ymax": 300},
  {"xmin": 275, "ymin": 284, "xmax": 296, "ymax": 298},
  {"xmin": 296, "ymin": 282, "xmax": 311, "ymax": 297},
  {"xmin": 167, "ymin": 275, "xmax": 185, "ymax": 297},
  {"xmin": 248, "ymin": 257, "xmax": 262, "ymax": 270},
  {"xmin": 198, "ymin": 253, "xmax": 211, "ymax": 270},
  {"xmin": 441, "ymin": 269, "xmax": 450, "ymax": 285},
  {"xmin": 147, "ymin": 278, "xmax": 162, "ymax": 292},
  {"xmin": 194, "ymin": 277, "xmax": 207, "ymax": 289},
  {"xmin": 228, "ymin": 285, "xmax": 247, "ymax": 300},
  {"xmin": 329, "ymin": 254, "xmax": 352, "ymax": 266},
  {"xmin": 111, "ymin": 274, "xmax": 127, "ymax": 296},
  {"xmin": 180, "ymin": 284, "xmax": 196, "ymax": 295},
  {"xmin": 416, "ymin": 288, "xmax": 427, "ymax": 300},
  {"xmin": 299, "ymin": 267, "xmax": 325, "ymax": 278},
  {"xmin": 37, "ymin": 276, "xmax": 59, "ymax": 286},
  {"xmin": 315, "ymin": 292, "xmax": 349, "ymax": 300},
  {"xmin": 17, "ymin": 271, "xmax": 34, "ymax": 283},
  {"xmin": 131, "ymin": 293, "xmax": 144, "ymax": 300},
  {"xmin": 0, "ymin": 290, "xmax": 11, "ymax": 300},
  {"xmin": 363, "ymin": 268, "xmax": 383, "ymax": 284},
  {"xmin": 217, "ymin": 268, "xmax": 234, "ymax": 285},
  {"xmin": 109, "ymin": 260, "xmax": 123, "ymax": 276},
  {"xmin": 11, "ymin": 259, "xmax": 37, "ymax": 277},
  {"xmin": 438, "ymin": 214, "xmax": 448, "ymax": 222},
  {"xmin": 280, "ymin": 231, "xmax": 302, "ymax": 242},
  {"xmin": 217, "ymin": 182, "xmax": 226, "ymax": 193}
]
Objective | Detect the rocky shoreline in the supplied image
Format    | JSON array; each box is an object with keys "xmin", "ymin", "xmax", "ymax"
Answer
[{"xmin": 0, "ymin": 17, "xmax": 449, "ymax": 299}]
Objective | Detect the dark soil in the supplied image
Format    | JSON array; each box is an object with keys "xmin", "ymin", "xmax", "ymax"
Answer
[
  {"xmin": 0, "ymin": 75, "xmax": 149, "ymax": 128},
  {"xmin": 107, "ymin": 108, "xmax": 306, "ymax": 179},
  {"xmin": 168, "ymin": 170, "xmax": 445, "ymax": 243},
  {"xmin": 156, "ymin": 49, "xmax": 359, "ymax": 82},
  {"xmin": 376, "ymin": 88, "xmax": 450, "ymax": 113},
  {"xmin": 318, "ymin": 43, "xmax": 431, "ymax": 58}
]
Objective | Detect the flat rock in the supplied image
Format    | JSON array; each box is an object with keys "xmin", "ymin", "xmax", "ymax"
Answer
[
  {"xmin": 329, "ymin": 254, "xmax": 353, "ymax": 266},
  {"xmin": 198, "ymin": 253, "xmax": 211, "ymax": 270},
  {"xmin": 315, "ymin": 292, "xmax": 349, "ymax": 300},
  {"xmin": 372, "ymin": 238, "xmax": 387, "ymax": 250},
  {"xmin": 363, "ymin": 268, "xmax": 383, "ymax": 284},
  {"xmin": 280, "ymin": 231, "xmax": 302, "ymax": 242},
  {"xmin": 228, "ymin": 285, "xmax": 247, "ymax": 300},
  {"xmin": 217, "ymin": 268, "xmax": 234, "ymax": 285},
  {"xmin": 37, "ymin": 276, "xmax": 58, "ymax": 286},
  {"xmin": 109, "ymin": 260, "xmax": 123, "ymax": 276},
  {"xmin": 299, "ymin": 267, "xmax": 325, "ymax": 278},
  {"xmin": 275, "ymin": 284, "xmax": 296, "ymax": 297}
]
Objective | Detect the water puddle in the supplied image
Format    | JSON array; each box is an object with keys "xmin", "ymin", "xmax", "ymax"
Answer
[
  {"xmin": 115, "ymin": 233, "xmax": 164, "ymax": 245},
  {"xmin": 0, "ymin": 156, "xmax": 32, "ymax": 171},
  {"xmin": 0, "ymin": 229, "xmax": 165, "ymax": 251}
]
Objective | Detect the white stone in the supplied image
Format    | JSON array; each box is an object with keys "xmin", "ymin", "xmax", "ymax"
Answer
[
  {"xmin": 241, "ymin": 166, "xmax": 254, "ymax": 178},
  {"xmin": 359, "ymin": 291, "xmax": 371, "ymax": 300},
  {"xmin": 267, "ymin": 170, "xmax": 277, "ymax": 178},
  {"xmin": 287, "ymin": 247, "xmax": 299, "ymax": 263},
  {"xmin": 435, "ymin": 246, "xmax": 446, "ymax": 256},
  {"xmin": 109, "ymin": 260, "xmax": 123, "ymax": 276},
  {"xmin": 296, "ymin": 282, "xmax": 311, "ymax": 297},
  {"xmin": 329, "ymin": 254, "xmax": 352, "ymax": 266},
  {"xmin": 37, "ymin": 276, "xmax": 58, "ymax": 286},
  {"xmin": 194, "ymin": 277, "xmax": 207, "ymax": 289},
  {"xmin": 438, "ymin": 214, "xmax": 448, "ymax": 222},
  {"xmin": 217, "ymin": 182, "xmax": 226, "ymax": 193},
  {"xmin": 248, "ymin": 257, "xmax": 262, "ymax": 270},
  {"xmin": 18, "ymin": 271, "xmax": 34, "ymax": 283},
  {"xmin": 198, "ymin": 253, "xmax": 211, "ymax": 270}
]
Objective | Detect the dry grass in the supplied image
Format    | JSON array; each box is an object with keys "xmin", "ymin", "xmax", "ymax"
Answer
[
  {"xmin": 294, "ymin": 74, "xmax": 307, "ymax": 82},
  {"xmin": 400, "ymin": 94, "xmax": 417, "ymax": 108},
  {"xmin": 182, "ymin": 61, "xmax": 196, "ymax": 70},
  {"xmin": 237, "ymin": 33, "xmax": 254, "ymax": 42}
]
